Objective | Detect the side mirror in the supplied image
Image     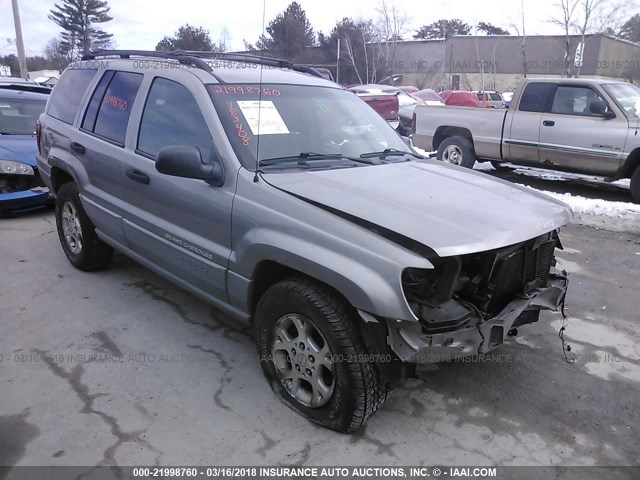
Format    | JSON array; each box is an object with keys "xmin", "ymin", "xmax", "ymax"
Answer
[
  {"xmin": 156, "ymin": 145, "xmax": 224, "ymax": 186},
  {"xmin": 589, "ymin": 99, "xmax": 615, "ymax": 118}
]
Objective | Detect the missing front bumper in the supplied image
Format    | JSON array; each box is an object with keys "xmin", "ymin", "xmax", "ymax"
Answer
[{"xmin": 387, "ymin": 271, "xmax": 568, "ymax": 363}]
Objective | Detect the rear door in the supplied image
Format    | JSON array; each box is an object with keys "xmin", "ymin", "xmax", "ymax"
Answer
[
  {"xmin": 538, "ymin": 84, "xmax": 626, "ymax": 175},
  {"xmin": 118, "ymin": 74, "xmax": 234, "ymax": 302},
  {"xmin": 76, "ymin": 70, "xmax": 144, "ymax": 243},
  {"xmin": 504, "ymin": 82, "xmax": 555, "ymax": 164}
]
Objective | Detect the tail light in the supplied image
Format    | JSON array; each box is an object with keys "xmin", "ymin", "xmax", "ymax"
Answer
[
  {"xmin": 411, "ymin": 113, "xmax": 416, "ymax": 134},
  {"xmin": 36, "ymin": 120, "xmax": 42, "ymax": 155}
]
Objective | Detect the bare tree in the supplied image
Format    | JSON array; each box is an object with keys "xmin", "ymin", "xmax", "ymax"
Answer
[
  {"xmin": 550, "ymin": 0, "xmax": 579, "ymax": 77},
  {"xmin": 342, "ymin": 32, "xmax": 365, "ymax": 84},
  {"xmin": 574, "ymin": 0, "xmax": 625, "ymax": 77},
  {"xmin": 374, "ymin": 0, "xmax": 411, "ymax": 78},
  {"xmin": 509, "ymin": 0, "xmax": 528, "ymax": 78},
  {"xmin": 218, "ymin": 27, "xmax": 230, "ymax": 52}
]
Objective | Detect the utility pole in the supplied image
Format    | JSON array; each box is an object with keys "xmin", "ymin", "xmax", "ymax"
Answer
[
  {"xmin": 336, "ymin": 38, "xmax": 340, "ymax": 84},
  {"xmin": 11, "ymin": 0, "xmax": 28, "ymax": 79}
]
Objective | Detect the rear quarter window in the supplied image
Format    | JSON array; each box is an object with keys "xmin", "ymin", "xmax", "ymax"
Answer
[
  {"xmin": 47, "ymin": 69, "xmax": 97, "ymax": 124},
  {"xmin": 90, "ymin": 71, "xmax": 143, "ymax": 145},
  {"xmin": 519, "ymin": 83, "xmax": 556, "ymax": 113}
]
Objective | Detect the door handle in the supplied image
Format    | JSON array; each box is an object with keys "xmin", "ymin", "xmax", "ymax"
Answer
[
  {"xmin": 542, "ymin": 120, "xmax": 555, "ymax": 127},
  {"xmin": 126, "ymin": 168, "xmax": 150, "ymax": 185},
  {"xmin": 70, "ymin": 142, "xmax": 85, "ymax": 154}
]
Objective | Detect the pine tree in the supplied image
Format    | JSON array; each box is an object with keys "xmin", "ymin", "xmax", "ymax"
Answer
[{"xmin": 48, "ymin": 0, "xmax": 113, "ymax": 58}]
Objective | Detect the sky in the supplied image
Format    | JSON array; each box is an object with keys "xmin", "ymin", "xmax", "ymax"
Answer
[{"xmin": 0, "ymin": 0, "xmax": 625, "ymax": 57}]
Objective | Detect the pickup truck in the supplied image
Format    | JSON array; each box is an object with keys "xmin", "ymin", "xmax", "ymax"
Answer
[
  {"xmin": 412, "ymin": 78, "xmax": 640, "ymax": 203},
  {"xmin": 348, "ymin": 85, "xmax": 401, "ymax": 130}
]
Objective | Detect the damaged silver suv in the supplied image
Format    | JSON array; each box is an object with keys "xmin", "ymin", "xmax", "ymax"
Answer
[{"xmin": 36, "ymin": 50, "xmax": 571, "ymax": 432}]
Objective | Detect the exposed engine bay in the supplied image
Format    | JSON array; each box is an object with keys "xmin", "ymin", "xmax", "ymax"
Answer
[{"xmin": 392, "ymin": 231, "xmax": 568, "ymax": 362}]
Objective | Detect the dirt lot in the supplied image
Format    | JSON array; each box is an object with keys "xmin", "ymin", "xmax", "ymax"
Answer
[{"xmin": 1, "ymin": 173, "xmax": 639, "ymax": 472}]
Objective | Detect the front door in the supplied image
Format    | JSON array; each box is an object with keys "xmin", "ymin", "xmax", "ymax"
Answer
[
  {"xmin": 119, "ymin": 75, "xmax": 234, "ymax": 302},
  {"xmin": 538, "ymin": 85, "xmax": 626, "ymax": 175}
]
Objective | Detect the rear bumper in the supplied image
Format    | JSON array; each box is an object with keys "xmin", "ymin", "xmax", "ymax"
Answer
[
  {"xmin": 387, "ymin": 270, "xmax": 568, "ymax": 363},
  {"xmin": 0, "ymin": 188, "xmax": 51, "ymax": 215}
]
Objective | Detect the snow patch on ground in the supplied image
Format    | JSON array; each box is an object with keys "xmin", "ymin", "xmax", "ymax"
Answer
[{"xmin": 527, "ymin": 188, "xmax": 640, "ymax": 233}]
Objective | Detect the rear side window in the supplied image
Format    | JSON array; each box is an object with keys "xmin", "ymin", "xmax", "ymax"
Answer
[
  {"xmin": 137, "ymin": 77, "xmax": 214, "ymax": 161},
  {"xmin": 490, "ymin": 93, "xmax": 502, "ymax": 101},
  {"xmin": 519, "ymin": 83, "xmax": 556, "ymax": 113},
  {"xmin": 47, "ymin": 69, "xmax": 97, "ymax": 124},
  {"xmin": 91, "ymin": 71, "xmax": 143, "ymax": 145}
]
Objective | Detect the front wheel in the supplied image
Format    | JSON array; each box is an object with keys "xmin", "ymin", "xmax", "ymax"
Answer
[
  {"xmin": 631, "ymin": 166, "xmax": 640, "ymax": 204},
  {"xmin": 254, "ymin": 278, "xmax": 388, "ymax": 432},
  {"xmin": 55, "ymin": 182, "xmax": 113, "ymax": 271},
  {"xmin": 436, "ymin": 136, "xmax": 477, "ymax": 168}
]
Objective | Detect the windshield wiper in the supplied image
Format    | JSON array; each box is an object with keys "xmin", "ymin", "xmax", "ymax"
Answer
[
  {"xmin": 258, "ymin": 152, "xmax": 375, "ymax": 167},
  {"xmin": 359, "ymin": 148, "xmax": 422, "ymax": 160}
]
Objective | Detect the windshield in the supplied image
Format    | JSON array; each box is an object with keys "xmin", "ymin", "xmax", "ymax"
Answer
[
  {"xmin": 0, "ymin": 96, "xmax": 46, "ymax": 135},
  {"xmin": 603, "ymin": 83, "xmax": 640, "ymax": 118},
  {"xmin": 208, "ymin": 84, "xmax": 411, "ymax": 169}
]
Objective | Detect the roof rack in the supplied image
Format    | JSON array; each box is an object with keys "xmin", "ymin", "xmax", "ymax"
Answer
[{"xmin": 81, "ymin": 50, "xmax": 324, "ymax": 80}]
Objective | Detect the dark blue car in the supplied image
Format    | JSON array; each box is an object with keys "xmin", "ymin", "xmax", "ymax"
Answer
[{"xmin": 0, "ymin": 88, "xmax": 50, "ymax": 215}]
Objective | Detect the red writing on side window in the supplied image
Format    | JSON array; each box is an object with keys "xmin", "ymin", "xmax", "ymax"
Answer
[{"xmin": 103, "ymin": 95, "xmax": 128, "ymax": 111}]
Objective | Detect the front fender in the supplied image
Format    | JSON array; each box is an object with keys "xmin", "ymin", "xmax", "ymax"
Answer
[{"xmin": 229, "ymin": 227, "xmax": 428, "ymax": 322}]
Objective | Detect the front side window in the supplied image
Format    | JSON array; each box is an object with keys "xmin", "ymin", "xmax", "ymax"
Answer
[
  {"xmin": 47, "ymin": 69, "xmax": 97, "ymax": 124},
  {"xmin": 551, "ymin": 86, "xmax": 609, "ymax": 116},
  {"xmin": 519, "ymin": 83, "xmax": 556, "ymax": 113},
  {"xmin": 137, "ymin": 77, "xmax": 214, "ymax": 161},
  {"xmin": 92, "ymin": 71, "xmax": 143, "ymax": 145},
  {"xmin": 209, "ymin": 84, "xmax": 411, "ymax": 170}
]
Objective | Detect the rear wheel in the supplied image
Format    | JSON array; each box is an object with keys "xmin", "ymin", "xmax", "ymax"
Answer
[
  {"xmin": 436, "ymin": 136, "xmax": 476, "ymax": 168},
  {"xmin": 254, "ymin": 277, "xmax": 388, "ymax": 432},
  {"xmin": 631, "ymin": 166, "xmax": 640, "ymax": 204},
  {"xmin": 55, "ymin": 182, "xmax": 113, "ymax": 271}
]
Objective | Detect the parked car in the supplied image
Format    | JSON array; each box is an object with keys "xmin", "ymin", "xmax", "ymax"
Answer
[
  {"xmin": 413, "ymin": 89, "xmax": 445, "ymax": 106},
  {"xmin": 0, "ymin": 76, "xmax": 53, "ymax": 95},
  {"xmin": 310, "ymin": 67, "xmax": 334, "ymax": 82},
  {"xmin": 413, "ymin": 78, "xmax": 640, "ymax": 202},
  {"xmin": 472, "ymin": 90, "xmax": 504, "ymax": 108},
  {"xmin": 502, "ymin": 91, "xmax": 514, "ymax": 103},
  {"xmin": 348, "ymin": 84, "xmax": 403, "ymax": 130},
  {"xmin": 37, "ymin": 51, "xmax": 571, "ymax": 432},
  {"xmin": 350, "ymin": 91, "xmax": 399, "ymax": 129},
  {"xmin": 438, "ymin": 90, "xmax": 481, "ymax": 107},
  {"xmin": 398, "ymin": 86, "xmax": 419, "ymax": 93},
  {"xmin": 0, "ymin": 87, "xmax": 50, "ymax": 215},
  {"xmin": 348, "ymin": 84, "xmax": 422, "ymax": 136}
]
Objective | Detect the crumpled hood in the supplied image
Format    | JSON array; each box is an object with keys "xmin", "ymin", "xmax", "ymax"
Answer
[
  {"xmin": 263, "ymin": 160, "xmax": 573, "ymax": 257},
  {"xmin": 0, "ymin": 135, "xmax": 38, "ymax": 166}
]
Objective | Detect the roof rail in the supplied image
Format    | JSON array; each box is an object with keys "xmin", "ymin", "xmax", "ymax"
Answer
[{"xmin": 82, "ymin": 50, "xmax": 324, "ymax": 80}]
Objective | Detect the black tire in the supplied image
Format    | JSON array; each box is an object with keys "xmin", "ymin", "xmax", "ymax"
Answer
[
  {"xmin": 436, "ymin": 136, "xmax": 476, "ymax": 168},
  {"xmin": 490, "ymin": 160, "xmax": 513, "ymax": 171},
  {"xmin": 254, "ymin": 277, "xmax": 388, "ymax": 433},
  {"xmin": 55, "ymin": 182, "xmax": 113, "ymax": 271},
  {"xmin": 631, "ymin": 166, "xmax": 640, "ymax": 204}
]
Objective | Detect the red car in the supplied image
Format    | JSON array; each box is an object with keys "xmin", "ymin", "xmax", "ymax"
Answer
[
  {"xmin": 348, "ymin": 85, "xmax": 400, "ymax": 130},
  {"xmin": 438, "ymin": 90, "xmax": 481, "ymax": 107}
]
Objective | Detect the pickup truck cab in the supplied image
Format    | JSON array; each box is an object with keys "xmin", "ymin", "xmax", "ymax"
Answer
[{"xmin": 413, "ymin": 78, "xmax": 640, "ymax": 202}]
